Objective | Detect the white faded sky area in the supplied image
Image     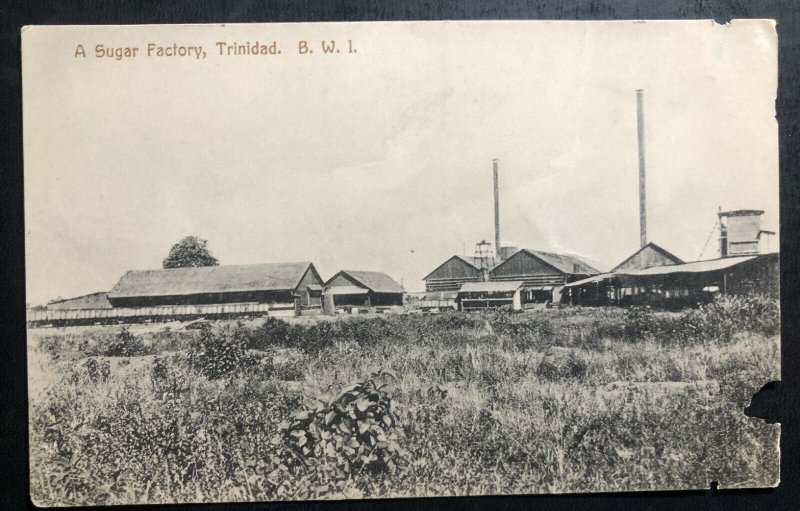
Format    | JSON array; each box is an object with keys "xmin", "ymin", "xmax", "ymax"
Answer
[{"xmin": 23, "ymin": 21, "xmax": 778, "ymax": 305}]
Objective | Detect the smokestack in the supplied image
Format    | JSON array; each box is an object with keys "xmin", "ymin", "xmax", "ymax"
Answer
[
  {"xmin": 493, "ymin": 159, "xmax": 501, "ymax": 259},
  {"xmin": 636, "ymin": 89, "xmax": 647, "ymax": 248}
]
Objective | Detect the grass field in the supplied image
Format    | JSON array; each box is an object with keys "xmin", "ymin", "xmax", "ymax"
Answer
[{"xmin": 27, "ymin": 296, "xmax": 780, "ymax": 505}]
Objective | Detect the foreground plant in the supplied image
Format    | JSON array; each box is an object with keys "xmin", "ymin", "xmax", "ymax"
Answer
[{"xmin": 272, "ymin": 371, "xmax": 407, "ymax": 497}]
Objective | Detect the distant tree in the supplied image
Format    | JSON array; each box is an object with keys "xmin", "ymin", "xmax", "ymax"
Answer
[{"xmin": 162, "ymin": 236, "xmax": 219, "ymax": 269}]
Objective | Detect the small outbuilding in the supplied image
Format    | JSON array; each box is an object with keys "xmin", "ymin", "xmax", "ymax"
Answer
[{"xmin": 324, "ymin": 270, "xmax": 404, "ymax": 307}]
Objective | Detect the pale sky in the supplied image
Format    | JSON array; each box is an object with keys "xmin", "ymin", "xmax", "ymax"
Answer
[{"xmin": 22, "ymin": 20, "xmax": 779, "ymax": 305}]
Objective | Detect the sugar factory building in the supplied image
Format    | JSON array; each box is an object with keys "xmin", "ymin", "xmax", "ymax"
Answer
[
  {"xmin": 420, "ymin": 90, "xmax": 779, "ymax": 311},
  {"xmin": 563, "ymin": 211, "xmax": 779, "ymax": 307},
  {"xmin": 27, "ymin": 263, "xmax": 405, "ymax": 326},
  {"xmin": 26, "ymin": 90, "xmax": 779, "ymax": 325}
]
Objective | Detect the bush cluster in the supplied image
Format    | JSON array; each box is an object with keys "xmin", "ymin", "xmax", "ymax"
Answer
[
  {"xmin": 96, "ymin": 327, "xmax": 153, "ymax": 357},
  {"xmin": 187, "ymin": 324, "xmax": 247, "ymax": 379},
  {"xmin": 243, "ymin": 314, "xmax": 489, "ymax": 355},
  {"xmin": 617, "ymin": 294, "xmax": 780, "ymax": 345},
  {"xmin": 274, "ymin": 371, "xmax": 406, "ymax": 496}
]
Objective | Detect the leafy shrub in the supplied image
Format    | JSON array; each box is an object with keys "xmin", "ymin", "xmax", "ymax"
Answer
[
  {"xmin": 96, "ymin": 328, "xmax": 153, "ymax": 357},
  {"xmin": 188, "ymin": 323, "xmax": 247, "ymax": 379},
  {"xmin": 274, "ymin": 371, "xmax": 407, "ymax": 494}
]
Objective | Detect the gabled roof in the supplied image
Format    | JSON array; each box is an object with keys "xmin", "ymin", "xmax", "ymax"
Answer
[
  {"xmin": 490, "ymin": 249, "xmax": 600, "ymax": 276},
  {"xmin": 459, "ymin": 281, "xmax": 525, "ymax": 293},
  {"xmin": 326, "ymin": 270, "xmax": 404, "ymax": 294},
  {"xmin": 422, "ymin": 255, "xmax": 481, "ymax": 281},
  {"xmin": 108, "ymin": 262, "xmax": 318, "ymax": 299},
  {"xmin": 610, "ymin": 242, "xmax": 684, "ymax": 273}
]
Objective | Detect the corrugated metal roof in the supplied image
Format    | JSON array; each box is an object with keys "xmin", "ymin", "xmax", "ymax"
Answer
[
  {"xmin": 108, "ymin": 262, "xmax": 315, "ymax": 298},
  {"xmin": 459, "ymin": 281, "xmax": 524, "ymax": 293},
  {"xmin": 491, "ymin": 249, "xmax": 600, "ymax": 276},
  {"xmin": 621, "ymin": 256, "xmax": 757, "ymax": 276},
  {"xmin": 529, "ymin": 250, "xmax": 600, "ymax": 275},
  {"xmin": 331, "ymin": 270, "xmax": 404, "ymax": 294}
]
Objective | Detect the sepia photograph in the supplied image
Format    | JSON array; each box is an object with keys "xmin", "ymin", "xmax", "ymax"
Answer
[{"xmin": 22, "ymin": 20, "xmax": 780, "ymax": 506}]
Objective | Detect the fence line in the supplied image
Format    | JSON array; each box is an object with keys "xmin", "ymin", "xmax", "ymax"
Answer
[{"xmin": 26, "ymin": 302, "xmax": 293, "ymax": 327}]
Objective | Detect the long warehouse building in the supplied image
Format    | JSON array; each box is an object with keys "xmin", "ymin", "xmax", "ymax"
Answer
[{"xmin": 107, "ymin": 262, "xmax": 325, "ymax": 308}]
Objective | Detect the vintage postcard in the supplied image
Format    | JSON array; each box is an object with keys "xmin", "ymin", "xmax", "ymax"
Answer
[{"xmin": 23, "ymin": 20, "xmax": 780, "ymax": 505}]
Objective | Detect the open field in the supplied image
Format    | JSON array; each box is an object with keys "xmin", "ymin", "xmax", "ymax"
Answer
[{"xmin": 27, "ymin": 296, "xmax": 780, "ymax": 505}]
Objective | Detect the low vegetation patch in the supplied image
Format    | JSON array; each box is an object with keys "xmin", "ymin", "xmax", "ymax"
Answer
[{"xmin": 27, "ymin": 295, "xmax": 780, "ymax": 505}]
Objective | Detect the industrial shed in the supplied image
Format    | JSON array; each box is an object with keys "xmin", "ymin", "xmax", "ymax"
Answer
[
  {"xmin": 620, "ymin": 253, "xmax": 779, "ymax": 304},
  {"xmin": 564, "ymin": 253, "xmax": 779, "ymax": 307},
  {"xmin": 107, "ymin": 262, "xmax": 324, "ymax": 308},
  {"xmin": 324, "ymin": 270, "xmax": 404, "ymax": 307},
  {"xmin": 47, "ymin": 292, "xmax": 112, "ymax": 310},
  {"xmin": 564, "ymin": 242, "xmax": 683, "ymax": 306},
  {"xmin": 488, "ymin": 249, "xmax": 600, "ymax": 304},
  {"xmin": 423, "ymin": 255, "xmax": 484, "ymax": 292}
]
